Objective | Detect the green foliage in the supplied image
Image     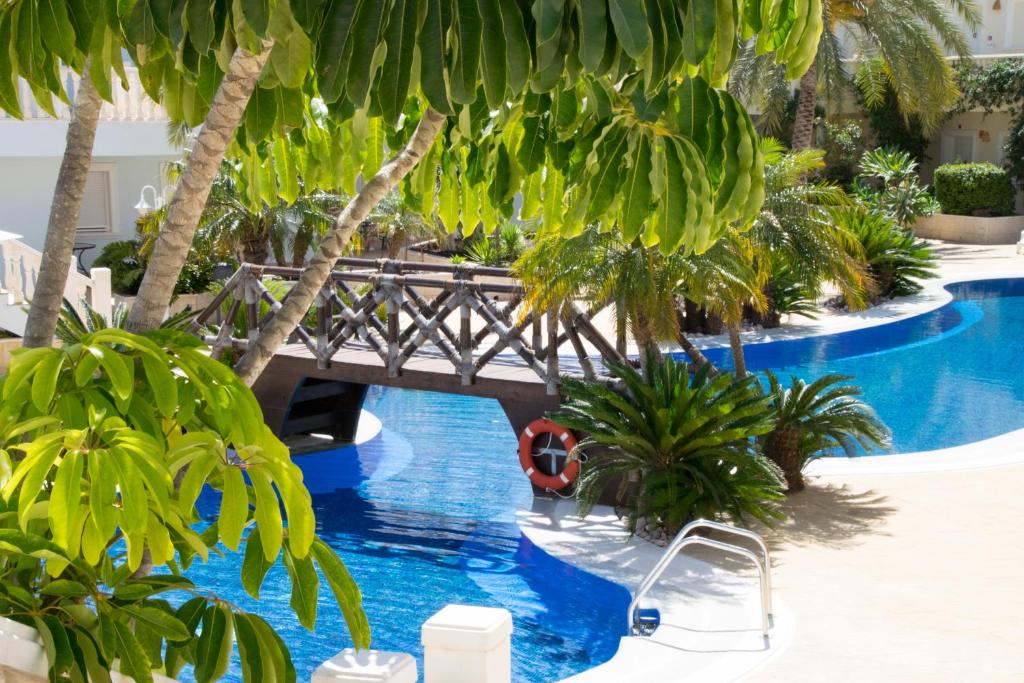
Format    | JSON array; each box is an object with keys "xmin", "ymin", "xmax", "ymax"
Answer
[
  {"xmin": 751, "ymin": 139, "xmax": 867, "ymax": 319},
  {"xmin": 832, "ymin": 207, "xmax": 936, "ymax": 301},
  {"xmin": 54, "ymin": 300, "xmax": 195, "ymax": 347},
  {"xmin": 551, "ymin": 354, "xmax": 785, "ymax": 534},
  {"xmin": 0, "ymin": 330, "xmax": 369, "ymax": 681},
  {"xmin": 761, "ymin": 372, "xmax": 890, "ymax": 490},
  {"xmin": 853, "ymin": 148, "xmax": 939, "ymax": 225},
  {"xmin": 820, "ymin": 120, "xmax": 867, "ymax": 186},
  {"xmin": 956, "ymin": 58, "xmax": 1024, "ymax": 183},
  {"xmin": 933, "ymin": 163, "xmax": 1016, "ymax": 217},
  {"xmin": 93, "ymin": 241, "xmax": 146, "ymax": 296},
  {"xmin": 95, "ymin": 235, "xmax": 220, "ymax": 297},
  {"xmin": 859, "ymin": 82, "xmax": 931, "ymax": 162},
  {"xmin": 464, "ymin": 224, "xmax": 527, "ymax": 266},
  {"xmin": 4, "ymin": 1, "xmax": 820, "ymax": 258}
]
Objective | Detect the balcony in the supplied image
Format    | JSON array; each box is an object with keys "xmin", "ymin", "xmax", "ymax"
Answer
[{"xmin": 0, "ymin": 66, "xmax": 167, "ymax": 123}]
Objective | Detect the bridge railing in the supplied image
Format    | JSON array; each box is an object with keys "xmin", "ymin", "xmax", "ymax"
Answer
[{"xmin": 192, "ymin": 259, "xmax": 625, "ymax": 394}]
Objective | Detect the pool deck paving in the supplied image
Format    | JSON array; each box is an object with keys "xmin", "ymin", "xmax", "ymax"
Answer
[{"xmin": 521, "ymin": 242, "xmax": 1024, "ymax": 682}]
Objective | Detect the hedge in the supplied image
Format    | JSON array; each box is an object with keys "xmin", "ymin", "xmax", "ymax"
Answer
[{"xmin": 933, "ymin": 163, "xmax": 1016, "ymax": 216}]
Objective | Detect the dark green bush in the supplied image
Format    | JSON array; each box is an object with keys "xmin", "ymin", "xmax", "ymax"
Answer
[
  {"xmin": 93, "ymin": 240, "xmax": 146, "ymax": 295},
  {"xmin": 933, "ymin": 163, "xmax": 1016, "ymax": 216}
]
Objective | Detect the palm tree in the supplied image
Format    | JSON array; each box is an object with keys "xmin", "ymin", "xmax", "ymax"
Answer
[
  {"xmin": 516, "ymin": 226, "xmax": 760, "ymax": 370},
  {"xmin": 367, "ymin": 191, "xmax": 433, "ymax": 259},
  {"xmin": 762, "ymin": 372, "xmax": 891, "ymax": 491},
  {"xmin": 138, "ymin": 163, "xmax": 344, "ymax": 267},
  {"xmin": 746, "ymin": 138, "xmax": 869, "ymax": 325},
  {"xmin": 22, "ymin": 67, "xmax": 103, "ymax": 349},
  {"xmin": 731, "ymin": 0, "xmax": 980, "ymax": 148}
]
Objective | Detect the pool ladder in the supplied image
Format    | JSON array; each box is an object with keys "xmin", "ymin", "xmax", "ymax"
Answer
[{"xmin": 628, "ymin": 519, "xmax": 773, "ymax": 638}]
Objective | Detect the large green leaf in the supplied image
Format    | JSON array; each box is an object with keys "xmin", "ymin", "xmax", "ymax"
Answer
[
  {"xmin": 218, "ymin": 464, "xmax": 249, "ymax": 550},
  {"xmin": 315, "ymin": 0, "xmax": 359, "ymax": 103},
  {"xmin": 608, "ymin": 0, "xmax": 649, "ymax": 59},
  {"xmin": 193, "ymin": 606, "xmax": 233, "ymax": 683},
  {"xmin": 38, "ymin": 0, "xmax": 77, "ymax": 65},
  {"xmin": 477, "ymin": 0, "xmax": 508, "ymax": 108},
  {"xmin": 282, "ymin": 541, "xmax": 320, "ymax": 629},
  {"xmin": 418, "ymin": 0, "xmax": 453, "ymax": 114},
  {"xmin": 345, "ymin": 0, "xmax": 385, "ymax": 107},
  {"xmin": 452, "ymin": 0, "xmax": 482, "ymax": 104},
  {"xmin": 311, "ymin": 538, "xmax": 370, "ymax": 648},
  {"xmin": 378, "ymin": 0, "xmax": 417, "ymax": 124},
  {"xmin": 619, "ymin": 129, "xmax": 653, "ymax": 242}
]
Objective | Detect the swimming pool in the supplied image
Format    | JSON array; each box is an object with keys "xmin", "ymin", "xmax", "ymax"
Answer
[
  {"xmin": 190, "ymin": 388, "xmax": 629, "ymax": 683},
  {"xmin": 188, "ymin": 277, "xmax": 1023, "ymax": 682},
  {"xmin": 694, "ymin": 278, "xmax": 1024, "ymax": 453}
]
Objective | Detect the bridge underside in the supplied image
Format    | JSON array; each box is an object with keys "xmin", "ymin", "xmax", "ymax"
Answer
[{"xmin": 252, "ymin": 343, "xmax": 561, "ymax": 443}]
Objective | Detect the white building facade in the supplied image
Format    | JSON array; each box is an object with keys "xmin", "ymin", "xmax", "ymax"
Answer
[{"xmin": 0, "ymin": 67, "xmax": 179, "ymax": 268}]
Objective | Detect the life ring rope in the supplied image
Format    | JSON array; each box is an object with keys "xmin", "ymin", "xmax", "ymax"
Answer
[{"xmin": 518, "ymin": 418, "xmax": 579, "ymax": 491}]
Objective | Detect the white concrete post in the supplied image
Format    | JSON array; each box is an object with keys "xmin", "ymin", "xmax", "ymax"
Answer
[
  {"xmin": 89, "ymin": 267, "xmax": 113, "ymax": 320},
  {"xmin": 421, "ymin": 605, "xmax": 513, "ymax": 683},
  {"xmin": 311, "ymin": 649, "xmax": 417, "ymax": 683}
]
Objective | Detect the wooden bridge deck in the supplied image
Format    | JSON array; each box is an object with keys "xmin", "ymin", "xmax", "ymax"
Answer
[{"xmin": 271, "ymin": 341, "xmax": 555, "ymax": 402}]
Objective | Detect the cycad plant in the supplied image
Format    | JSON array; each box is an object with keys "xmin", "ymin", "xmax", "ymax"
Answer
[
  {"xmin": 852, "ymin": 148, "xmax": 940, "ymax": 226},
  {"xmin": 54, "ymin": 299, "xmax": 195, "ymax": 345},
  {"xmin": 762, "ymin": 372, "xmax": 891, "ymax": 491},
  {"xmin": 833, "ymin": 207, "xmax": 937, "ymax": 301},
  {"xmin": 552, "ymin": 354, "xmax": 785, "ymax": 534}
]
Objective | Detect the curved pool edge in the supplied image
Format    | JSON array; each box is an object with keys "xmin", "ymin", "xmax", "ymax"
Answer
[
  {"xmin": 682, "ymin": 268, "xmax": 1023, "ymax": 355},
  {"xmin": 515, "ymin": 499, "xmax": 796, "ymax": 683}
]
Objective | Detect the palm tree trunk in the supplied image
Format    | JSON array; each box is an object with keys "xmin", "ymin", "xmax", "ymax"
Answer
[
  {"xmin": 791, "ymin": 61, "xmax": 818, "ymax": 150},
  {"xmin": 233, "ymin": 109, "xmax": 448, "ymax": 386},
  {"xmin": 727, "ymin": 321, "xmax": 747, "ymax": 377},
  {"xmin": 22, "ymin": 65, "xmax": 103, "ymax": 348},
  {"xmin": 673, "ymin": 305, "xmax": 718, "ymax": 373},
  {"xmin": 126, "ymin": 42, "xmax": 273, "ymax": 332},
  {"xmin": 291, "ymin": 228, "xmax": 312, "ymax": 267}
]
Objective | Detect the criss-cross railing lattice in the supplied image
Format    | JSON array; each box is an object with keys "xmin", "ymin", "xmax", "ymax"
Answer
[{"xmin": 192, "ymin": 259, "xmax": 625, "ymax": 394}]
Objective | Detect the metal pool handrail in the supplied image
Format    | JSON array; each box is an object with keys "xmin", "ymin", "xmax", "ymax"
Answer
[{"xmin": 628, "ymin": 519, "xmax": 773, "ymax": 637}]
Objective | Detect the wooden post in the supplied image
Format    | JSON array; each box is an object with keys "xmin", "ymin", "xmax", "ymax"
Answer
[
  {"xmin": 386, "ymin": 284, "xmax": 401, "ymax": 378},
  {"xmin": 545, "ymin": 307, "xmax": 558, "ymax": 395},
  {"xmin": 315, "ymin": 285, "xmax": 330, "ymax": 370},
  {"xmin": 460, "ymin": 290, "xmax": 473, "ymax": 385},
  {"xmin": 243, "ymin": 277, "xmax": 260, "ymax": 343}
]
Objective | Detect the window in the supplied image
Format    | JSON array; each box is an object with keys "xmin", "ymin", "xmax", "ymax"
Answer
[
  {"xmin": 941, "ymin": 133, "xmax": 975, "ymax": 164},
  {"xmin": 78, "ymin": 164, "xmax": 118, "ymax": 235}
]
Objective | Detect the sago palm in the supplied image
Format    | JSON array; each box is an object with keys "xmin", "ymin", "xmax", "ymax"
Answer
[
  {"xmin": 762, "ymin": 372, "xmax": 891, "ymax": 491},
  {"xmin": 552, "ymin": 354, "xmax": 785, "ymax": 533},
  {"xmin": 731, "ymin": 0, "xmax": 980, "ymax": 147}
]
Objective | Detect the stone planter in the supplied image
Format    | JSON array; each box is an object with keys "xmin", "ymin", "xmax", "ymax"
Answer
[{"xmin": 912, "ymin": 213, "xmax": 1024, "ymax": 245}]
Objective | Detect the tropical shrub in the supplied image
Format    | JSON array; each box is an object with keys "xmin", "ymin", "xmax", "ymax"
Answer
[
  {"xmin": 820, "ymin": 120, "xmax": 867, "ymax": 186},
  {"xmin": 0, "ymin": 330, "xmax": 369, "ymax": 681},
  {"xmin": 933, "ymin": 163, "xmax": 1016, "ymax": 216},
  {"xmin": 833, "ymin": 207, "xmax": 936, "ymax": 301},
  {"xmin": 853, "ymin": 148, "xmax": 940, "ymax": 225},
  {"xmin": 464, "ymin": 224, "xmax": 528, "ymax": 266},
  {"xmin": 552, "ymin": 354, "xmax": 785, "ymax": 535},
  {"xmin": 956, "ymin": 57, "xmax": 1024, "ymax": 183},
  {"xmin": 762, "ymin": 372, "xmax": 891, "ymax": 491},
  {"xmin": 93, "ymin": 240, "xmax": 146, "ymax": 295}
]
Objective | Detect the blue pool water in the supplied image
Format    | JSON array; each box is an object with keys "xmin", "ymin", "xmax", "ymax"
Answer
[
  {"xmin": 186, "ymin": 278, "xmax": 1023, "ymax": 682},
  {"xmin": 695, "ymin": 278, "xmax": 1024, "ymax": 453},
  {"xmin": 189, "ymin": 388, "xmax": 629, "ymax": 683}
]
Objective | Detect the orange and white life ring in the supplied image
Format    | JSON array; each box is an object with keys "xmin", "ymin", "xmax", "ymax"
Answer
[{"xmin": 518, "ymin": 418, "xmax": 579, "ymax": 491}]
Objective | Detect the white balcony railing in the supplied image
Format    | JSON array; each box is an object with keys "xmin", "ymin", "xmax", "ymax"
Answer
[{"xmin": 0, "ymin": 66, "xmax": 167, "ymax": 123}]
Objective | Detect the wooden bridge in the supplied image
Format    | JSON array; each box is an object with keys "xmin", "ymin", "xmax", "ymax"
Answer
[{"xmin": 192, "ymin": 258, "xmax": 625, "ymax": 443}]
